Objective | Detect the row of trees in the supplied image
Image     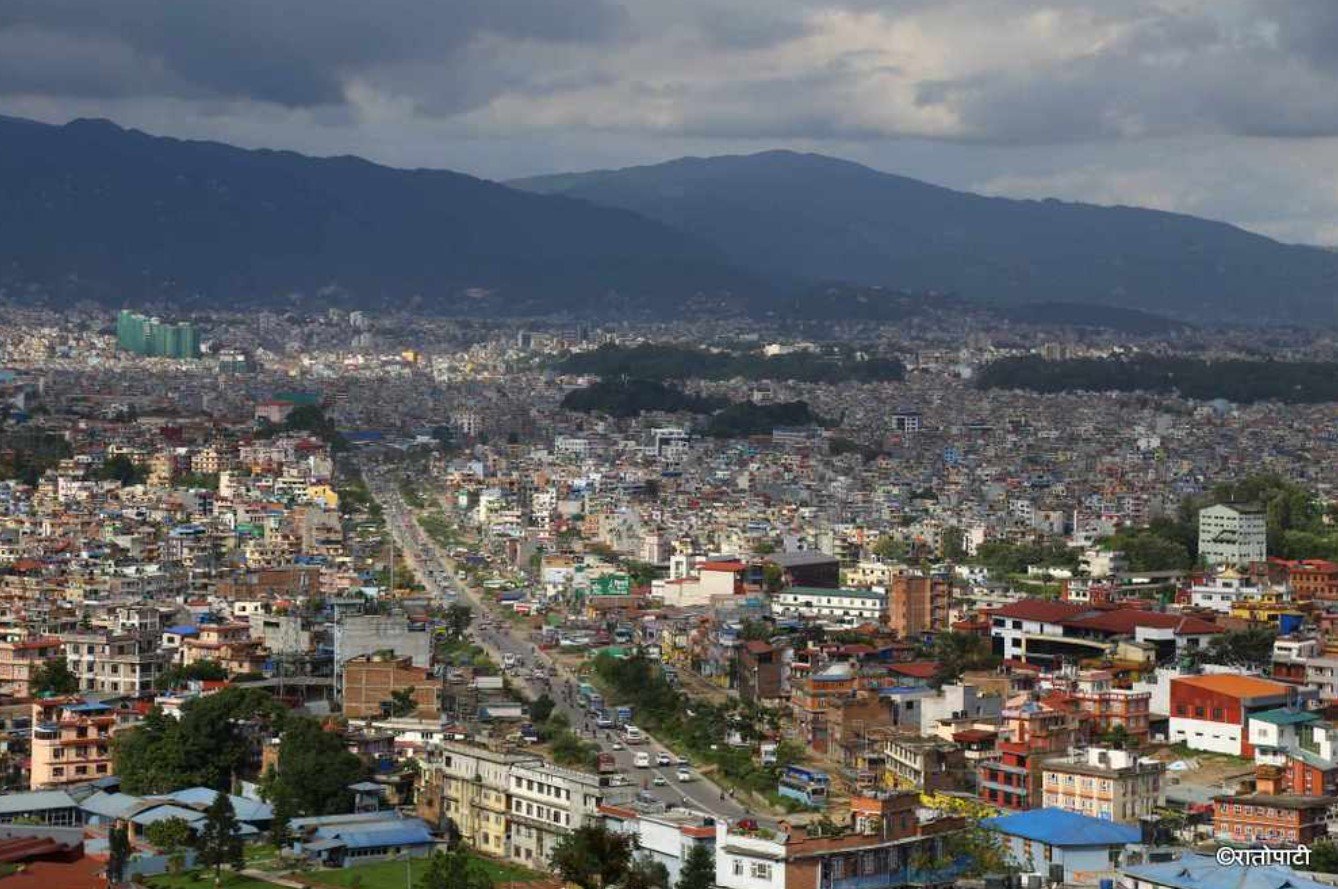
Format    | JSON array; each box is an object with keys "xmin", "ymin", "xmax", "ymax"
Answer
[{"xmin": 114, "ymin": 686, "xmax": 368, "ymax": 817}]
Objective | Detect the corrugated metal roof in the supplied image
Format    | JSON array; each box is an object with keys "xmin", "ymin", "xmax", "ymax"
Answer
[
  {"xmin": 984, "ymin": 808, "xmax": 1139, "ymax": 847},
  {"xmin": 0, "ymin": 791, "xmax": 79, "ymax": 815},
  {"xmin": 1122, "ymin": 853, "xmax": 1330, "ymax": 889}
]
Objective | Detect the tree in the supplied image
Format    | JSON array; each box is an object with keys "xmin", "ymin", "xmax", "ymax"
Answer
[
  {"xmin": 1100, "ymin": 724, "xmax": 1133, "ymax": 751},
  {"xmin": 624, "ymin": 854, "xmax": 670, "ymax": 889},
  {"xmin": 144, "ymin": 815, "xmax": 193, "ymax": 852},
  {"xmin": 872, "ymin": 536, "xmax": 909, "ymax": 562},
  {"xmin": 444, "ymin": 603, "xmax": 473, "ymax": 640},
  {"xmin": 530, "ymin": 694, "xmax": 556, "ymax": 725},
  {"xmin": 107, "ymin": 821, "xmax": 131, "ymax": 885},
  {"xmin": 675, "ymin": 843, "xmax": 715, "ymax": 889},
  {"xmin": 30, "ymin": 658, "xmax": 79, "ymax": 696},
  {"xmin": 1203, "ymin": 627, "xmax": 1277, "ymax": 669},
  {"xmin": 418, "ymin": 846, "xmax": 494, "ymax": 889},
  {"xmin": 930, "ymin": 632, "xmax": 1000, "ymax": 688},
  {"xmin": 96, "ymin": 454, "xmax": 147, "ymax": 485},
  {"xmin": 551, "ymin": 823, "xmax": 634, "ymax": 889},
  {"xmin": 154, "ymin": 659, "xmax": 229, "ymax": 691},
  {"xmin": 263, "ymin": 717, "xmax": 368, "ymax": 816},
  {"xmin": 386, "ymin": 687, "xmax": 418, "ymax": 717},
  {"xmin": 269, "ymin": 794, "xmax": 293, "ymax": 850},
  {"xmin": 941, "ymin": 527, "xmax": 967, "ymax": 562},
  {"xmin": 1311, "ymin": 839, "xmax": 1338, "ymax": 874},
  {"xmin": 196, "ymin": 792, "xmax": 244, "ymax": 886}
]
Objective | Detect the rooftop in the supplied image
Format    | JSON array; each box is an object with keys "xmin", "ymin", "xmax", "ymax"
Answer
[
  {"xmin": 984, "ymin": 808, "xmax": 1140, "ymax": 847},
  {"xmin": 1171, "ymin": 674, "xmax": 1294, "ymax": 699}
]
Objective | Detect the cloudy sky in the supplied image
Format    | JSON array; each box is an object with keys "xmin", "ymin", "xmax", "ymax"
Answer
[{"xmin": 6, "ymin": 0, "xmax": 1338, "ymax": 243}]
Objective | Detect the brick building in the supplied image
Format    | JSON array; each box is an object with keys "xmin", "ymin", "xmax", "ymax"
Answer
[
  {"xmin": 1212, "ymin": 792, "xmax": 1335, "ymax": 846},
  {"xmin": 885, "ymin": 575, "xmax": 951, "ymax": 639},
  {"xmin": 342, "ymin": 654, "xmax": 440, "ymax": 719}
]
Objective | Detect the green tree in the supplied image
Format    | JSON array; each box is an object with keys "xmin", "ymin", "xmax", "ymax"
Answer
[
  {"xmin": 444, "ymin": 603, "xmax": 473, "ymax": 640},
  {"xmin": 872, "ymin": 536, "xmax": 909, "ymax": 562},
  {"xmin": 418, "ymin": 846, "xmax": 494, "ymax": 889},
  {"xmin": 107, "ymin": 822, "xmax": 131, "ymax": 885},
  {"xmin": 551, "ymin": 823, "xmax": 634, "ymax": 889},
  {"xmin": 930, "ymin": 632, "xmax": 1000, "ymax": 688},
  {"xmin": 270, "ymin": 794, "xmax": 293, "ymax": 850},
  {"xmin": 263, "ymin": 717, "xmax": 368, "ymax": 815},
  {"xmin": 197, "ymin": 792, "xmax": 244, "ymax": 886},
  {"xmin": 144, "ymin": 815, "xmax": 193, "ymax": 852},
  {"xmin": 1202, "ymin": 627, "xmax": 1277, "ymax": 669},
  {"xmin": 386, "ymin": 687, "xmax": 418, "ymax": 717},
  {"xmin": 154, "ymin": 659, "xmax": 229, "ymax": 691},
  {"xmin": 624, "ymin": 854, "xmax": 670, "ymax": 889},
  {"xmin": 530, "ymin": 694, "xmax": 556, "ymax": 725},
  {"xmin": 97, "ymin": 453, "xmax": 147, "ymax": 485},
  {"xmin": 941, "ymin": 527, "xmax": 967, "ymax": 562},
  {"xmin": 675, "ymin": 843, "xmax": 715, "ymax": 889},
  {"xmin": 30, "ymin": 658, "xmax": 79, "ymax": 695},
  {"xmin": 1310, "ymin": 839, "xmax": 1338, "ymax": 874}
]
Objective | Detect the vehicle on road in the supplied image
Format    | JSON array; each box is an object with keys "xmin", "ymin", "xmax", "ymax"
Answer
[
  {"xmin": 676, "ymin": 755, "xmax": 690, "ymax": 766},
  {"xmin": 596, "ymin": 714, "xmax": 615, "ymax": 729},
  {"xmin": 623, "ymin": 725, "xmax": 646, "ymax": 745},
  {"xmin": 611, "ymin": 741, "xmax": 624, "ymax": 750},
  {"xmin": 502, "ymin": 653, "xmax": 518, "ymax": 670},
  {"xmin": 657, "ymin": 752, "xmax": 672, "ymax": 767},
  {"xmin": 596, "ymin": 753, "xmax": 617, "ymax": 773},
  {"xmin": 676, "ymin": 768, "xmax": 693, "ymax": 782},
  {"xmin": 652, "ymin": 775, "xmax": 667, "ymax": 786},
  {"xmin": 634, "ymin": 752, "xmax": 650, "ymax": 768}
]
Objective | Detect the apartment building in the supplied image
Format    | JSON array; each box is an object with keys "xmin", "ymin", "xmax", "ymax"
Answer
[
  {"xmin": 1069, "ymin": 670, "xmax": 1152, "ymax": 745},
  {"xmin": 1168, "ymin": 674, "xmax": 1307, "ymax": 756},
  {"xmin": 416, "ymin": 742, "xmax": 539, "ymax": 860},
  {"xmin": 62, "ymin": 633, "xmax": 169, "ymax": 696},
  {"xmin": 0, "ymin": 637, "xmax": 64, "ymax": 696},
  {"xmin": 507, "ymin": 762, "xmax": 606, "ymax": 867},
  {"xmin": 1198, "ymin": 503, "xmax": 1267, "ymax": 567},
  {"xmin": 1041, "ymin": 747, "xmax": 1165, "ymax": 823},
  {"xmin": 772, "ymin": 587, "xmax": 886, "ymax": 627},
  {"xmin": 1212, "ymin": 792, "xmax": 1335, "ymax": 846},
  {"xmin": 883, "ymin": 734, "xmax": 966, "ymax": 794},
  {"xmin": 30, "ymin": 698, "xmax": 120, "ymax": 789},
  {"xmin": 885, "ymin": 574, "xmax": 951, "ymax": 639}
]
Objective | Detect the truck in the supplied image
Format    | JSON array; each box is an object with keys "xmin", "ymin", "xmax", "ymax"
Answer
[
  {"xmin": 615, "ymin": 705, "xmax": 634, "ymax": 726},
  {"xmin": 596, "ymin": 752, "xmax": 617, "ymax": 774}
]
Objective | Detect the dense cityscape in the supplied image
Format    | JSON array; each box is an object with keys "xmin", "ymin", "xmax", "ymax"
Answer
[{"xmin": 0, "ymin": 306, "xmax": 1328, "ymax": 889}]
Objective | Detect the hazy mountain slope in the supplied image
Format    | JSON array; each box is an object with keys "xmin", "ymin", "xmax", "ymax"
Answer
[
  {"xmin": 0, "ymin": 117, "xmax": 753, "ymax": 315},
  {"xmin": 513, "ymin": 151, "xmax": 1338, "ymax": 322}
]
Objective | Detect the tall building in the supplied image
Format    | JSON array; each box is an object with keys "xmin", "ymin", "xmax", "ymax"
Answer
[
  {"xmin": 1198, "ymin": 503, "xmax": 1267, "ymax": 567},
  {"xmin": 30, "ymin": 698, "xmax": 120, "ymax": 789},
  {"xmin": 885, "ymin": 574, "xmax": 951, "ymax": 638},
  {"xmin": 116, "ymin": 310, "xmax": 200, "ymax": 359},
  {"xmin": 1041, "ymin": 747, "xmax": 1165, "ymax": 822}
]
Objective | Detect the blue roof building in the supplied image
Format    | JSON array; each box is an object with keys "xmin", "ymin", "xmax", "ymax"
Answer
[
  {"xmin": 293, "ymin": 813, "xmax": 436, "ymax": 867},
  {"xmin": 984, "ymin": 808, "xmax": 1140, "ymax": 884},
  {"xmin": 1122, "ymin": 853, "xmax": 1333, "ymax": 889}
]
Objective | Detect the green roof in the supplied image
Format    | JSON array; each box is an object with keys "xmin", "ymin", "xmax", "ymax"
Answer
[{"xmin": 1250, "ymin": 707, "xmax": 1320, "ymax": 726}]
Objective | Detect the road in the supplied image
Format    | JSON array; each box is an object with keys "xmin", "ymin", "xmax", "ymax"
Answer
[{"xmin": 362, "ymin": 464, "xmax": 752, "ymax": 821}]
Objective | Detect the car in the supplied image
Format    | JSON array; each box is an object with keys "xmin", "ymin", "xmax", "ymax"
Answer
[
  {"xmin": 656, "ymin": 752, "xmax": 672, "ymax": 767},
  {"xmin": 611, "ymin": 741, "xmax": 625, "ymax": 750},
  {"xmin": 634, "ymin": 752, "xmax": 651, "ymax": 768},
  {"xmin": 676, "ymin": 768, "xmax": 693, "ymax": 782},
  {"xmin": 676, "ymin": 755, "xmax": 690, "ymax": 766},
  {"xmin": 652, "ymin": 775, "xmax": 667, "ymax": 786}
]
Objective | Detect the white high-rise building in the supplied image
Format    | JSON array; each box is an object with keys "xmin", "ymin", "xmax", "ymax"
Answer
[{"xmin": 1198, "ymin": 503, "xmax": 1267, "ymax": 567}]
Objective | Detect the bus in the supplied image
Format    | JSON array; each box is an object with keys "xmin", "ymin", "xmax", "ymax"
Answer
[{"xmin": 623, "ymin": 725, "xmax": 646, "ymax": 745}]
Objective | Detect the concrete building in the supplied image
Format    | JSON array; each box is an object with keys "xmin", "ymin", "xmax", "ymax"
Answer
[
  {"xmin": 416, "ymin": 742, "xmax": 538, "ymax": 860},
  {"xmin": 30, "ymin": 699, "xmax": 119, "ymax": 789},
  {"xmin": 1212, "ymin": 792, "xmax": 1335, "ymax": 846},
  {"xmin": 885, "ymin": 574, "xmax": 950, "ymax": 639},
  {"xmin": 1169, "ymin": 674, "xmax": 1308, "ymax": 756},
  {"xmin": 984, "ymin": 808, "xmax": 1139, "ymax": 885},
  {"xmin": 507, "ymin": 762, "xmax": 606, "ymax": 867},
  {"xmin": 1041, "ymin": 747, "xmax": 1165, "ymax": 823},
  {"xmin": 772, "ymin": 587, "xmax": 886, "ymax": 627},
  {"xmin": 1198, "ymin": 503, "xmax": 1267, "ymax": 567}
]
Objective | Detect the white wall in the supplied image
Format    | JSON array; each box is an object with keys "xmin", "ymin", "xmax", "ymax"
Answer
[{"xmin": 1168, "ymin": 716, "xmax": 1243, "ymax": 755}]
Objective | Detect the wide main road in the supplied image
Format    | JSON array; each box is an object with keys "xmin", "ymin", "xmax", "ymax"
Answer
[{"xmin": 361, "ymin": 463, "xmax": 751, "ymax": 821}]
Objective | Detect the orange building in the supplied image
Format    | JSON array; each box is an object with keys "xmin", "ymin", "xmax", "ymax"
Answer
[
  {"xmin": 1213, "ymin": 792, "xmax": 1335, "ymax": 846},
  {"xmin": 30, "ymin": 698, "xmax": 121, "ymax": 789},
  {"xmin": 885, "ymin": 575, "xmax": 951, "ymax": 638},
  {"xmin": 0, "ymin": 638, "xmax": 64, "ymax": 697}
]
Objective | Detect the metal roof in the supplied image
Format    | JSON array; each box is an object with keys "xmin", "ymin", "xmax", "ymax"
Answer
[
  {"xmin": 984, "ymin": 808, "xmax": 1140, "ymax": 847},
  {"xmin": 1122, "ymin": 853, "xmax": 1331, "ymax": 889}
]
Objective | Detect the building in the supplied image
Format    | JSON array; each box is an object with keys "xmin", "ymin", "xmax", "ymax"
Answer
[
  {"xmin": 1040, "ymin": 747, "xmax": 1165, "ymax": 823},
  {"xmin": 30, "ymin": 699, "xmax": 119, "ymax": 789},
  {"xmin": 1168, "ymin": 674, "xmax": 1305, "ymax": 756},
  {"xmin": 738, "ymin": 641, "xmax": 784, "ymax": 705},
  {"xmin": 883, "ymin": 734, "xmax": 966, "ymax": 794},
  {"xmin": 885, "ymin": 575, "xmax": 950, "ymax": 639},
  {"xmin": 773, "ymin": 587, "xmax": 886, "ymax": 627},
  {"xmin": 978, "ymin": 696, "xmax": 1081, "ymax": 812},
  {"xmin": 1069, "ymin": 670, "xmax": 1152, "ymax": 746},
  {"xmin": 714, "ymin": 794, "xmax": 965, "ymax": 889},
  {"xmin": 342, "ymin": 654, "xmax": 440, "ymax": 720},
  {"xmin": 1212, "ymin": 792, "xmax": 1335, "ymax": 846},
  {"xmin": 983, "ymin": 808, "xmax": 1139, "ymax": 885},
  {"xmin": 1122, "ymin": 853, "xmax": 1335, "ymax": 889},
  {"xmin": 115, "ymin": 310, "xmax": 200, "ymax": 360},
  {"xmin": 762, "ymin": 552, "xmax": 841, "ymax": 589},
  {"xmin": 0, "ymin": 638, "xmax": 64, "ymax": 697},
  {"xmin": 507, "ymin": 762, "xmax": 606, "ymax": 867},
  {"xmin": 1198, "ymin": 503, "xmax": 1267, "ymax": 567},
  {"xmin": 416, "ymin": 742, "xmax": 538, "ymax": 860},
  {"xmin": 600, "ymin": 806, "xmax": 716, "ymax": 887}
]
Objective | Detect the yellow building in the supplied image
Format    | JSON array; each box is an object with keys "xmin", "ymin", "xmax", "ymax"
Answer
[{"xmin": 417, "ymin": 742, "xmax": 539, "ymax": 859}]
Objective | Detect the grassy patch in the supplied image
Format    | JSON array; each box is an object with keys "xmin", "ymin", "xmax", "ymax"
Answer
[
  {"xmin": 305, "ymin": 854, "xmax": 542, "ymax": 888},
  {"xmin": 146, "ymin": 872, "xmax": 276, "ymax": 889}
]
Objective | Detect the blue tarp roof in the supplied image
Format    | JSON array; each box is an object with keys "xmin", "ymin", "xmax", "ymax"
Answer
[
  {"xmin": 166, "ymin": 625, "xmax": 198, "ymax": 636},
  {"xmin": 312, "ymin": 819, "xmax": 434, "ymax": 851},
  {"xmin": 984, "ymin": 808, "xmax": 1140, "ymax": 847}
]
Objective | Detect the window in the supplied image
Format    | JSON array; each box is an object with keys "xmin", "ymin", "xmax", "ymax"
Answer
[
  {"xmin": 733, "ymin": 860, "xmax": 744, "ymax": 877},
  {"xmin": 751, "ymin": 863, "xmax": 772, "ymax": 880}
]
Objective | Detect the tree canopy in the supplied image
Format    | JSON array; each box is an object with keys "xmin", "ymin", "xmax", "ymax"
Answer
[
  {"xmin": 550, "ymin": 823, "xmax": 634, "ymax": 889},
  {"xmin": 30, "ymin": 658, "xmax": 79, "ymax": 696},
  {"xmin": 260, "ymin": 717, "xmax": 368, "ymax": 816}
]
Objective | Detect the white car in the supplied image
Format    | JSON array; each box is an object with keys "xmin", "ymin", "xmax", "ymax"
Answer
[
  {"xmin": 634, "ymin": 752, "xmax": 651, "ymax": 768},
  {"xmin": 652, "ymin": 775, "xmax": 667, "ymax": 787},
  {"xmin": 676, "ymin": 768, "xmax": 693, "ymax": 782},
  {"xmin": 656, "ymin": 752, "xmax": 672, "ymax": 767}
]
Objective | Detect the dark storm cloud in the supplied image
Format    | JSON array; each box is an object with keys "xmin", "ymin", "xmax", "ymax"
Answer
[{"xmin": 0, "ymin": 0, "xmax": 626, "ymax": 107}]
